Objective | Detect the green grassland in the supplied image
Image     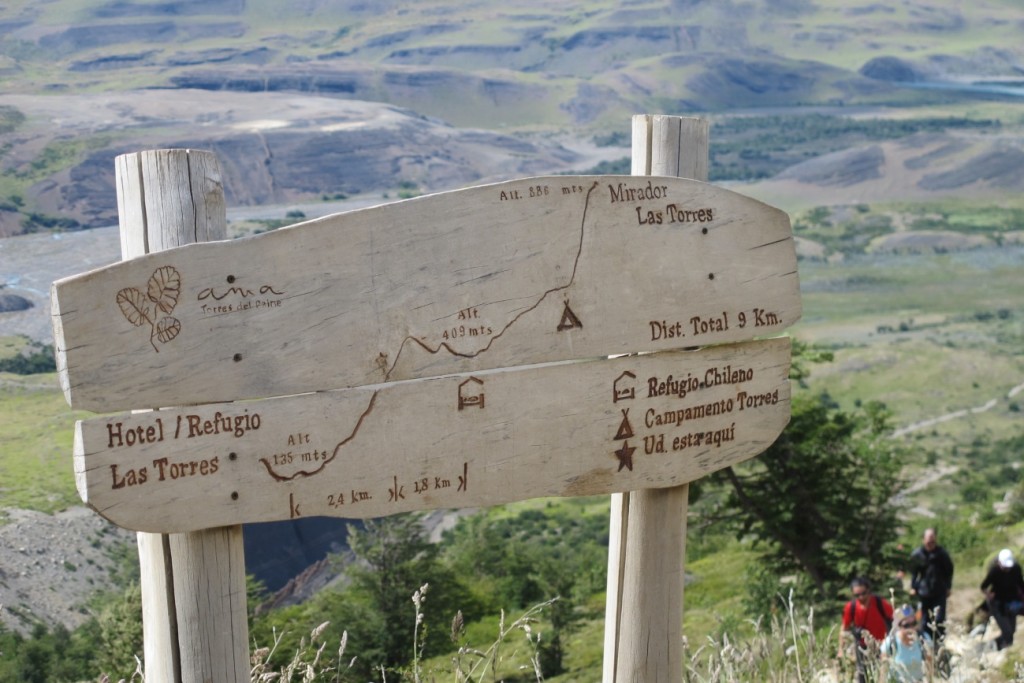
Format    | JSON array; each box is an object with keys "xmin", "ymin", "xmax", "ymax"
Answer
[
  {"xmin": 0, "ymin": 371, "xmax": 83, "ymax": 515},
  {"xmin": 0, "ymin": 337, "xmax": 81, "ymax": 514},
  {"xmin": 793, "ymin": 204, "xmax": 1024, "ymax": 446}
]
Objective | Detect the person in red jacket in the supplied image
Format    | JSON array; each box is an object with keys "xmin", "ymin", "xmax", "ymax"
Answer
[{"xmin": 840, "ymin": 577, "xmax": 895, "ymax": 683}]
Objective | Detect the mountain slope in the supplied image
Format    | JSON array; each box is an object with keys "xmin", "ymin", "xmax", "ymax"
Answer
[
  {"xmin": 1, "ymin": 0, "xmax": 1022, "ymax": 235},
  {"xmin": 3, "ymin": 0, "xmax": 1022, "ymax": 120}
]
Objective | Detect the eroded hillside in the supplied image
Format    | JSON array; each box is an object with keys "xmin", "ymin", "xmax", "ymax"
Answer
[{"xmin": 0, "ymin": 0, "xmax": 1023, "ymax": 236}]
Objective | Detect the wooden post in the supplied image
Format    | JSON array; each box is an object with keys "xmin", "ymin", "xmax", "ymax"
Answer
[
  {"xmin": 603, "ymin": 115, "xmax": 708, "ymax": 683},
  {"xmin": 115, "ymin": 149, "xmax": 249, "ymax": 683}
]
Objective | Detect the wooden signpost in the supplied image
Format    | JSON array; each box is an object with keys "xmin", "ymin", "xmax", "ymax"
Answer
[
  {"xmin": 604, "ymin": 116, "xmax": 711, "ymax": 682},
  {"xmin": 52, "ymin": 116, "xmax": 801, "ymax": 682}
]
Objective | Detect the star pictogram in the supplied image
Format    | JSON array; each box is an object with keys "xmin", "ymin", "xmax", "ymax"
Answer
[{"xmin": 615, "ymin": 441, "xmax": 636, "ymax": 472}]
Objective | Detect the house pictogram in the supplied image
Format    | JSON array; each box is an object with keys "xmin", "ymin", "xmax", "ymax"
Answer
[
  {"xmin": 458, "ymin": 376, "xmax": 485, "ymax": 410},
  {"xmin": 613, "ymin": 371, "xmax": 636, "ymax": 402}
]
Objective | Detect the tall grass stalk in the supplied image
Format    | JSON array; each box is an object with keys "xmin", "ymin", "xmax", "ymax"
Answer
[
  {"xmin": 412, "ymin": 583, "xmax": 428, "ymax": 683},
  {"xmin": 250, "ymin": 621, "xmax": 352, "ymax": 682},
  {"xmin": 451, "ymin": 599, "xmax": 554, "ymax": 683}
]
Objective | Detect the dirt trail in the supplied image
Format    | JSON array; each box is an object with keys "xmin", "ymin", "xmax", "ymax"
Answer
[{"xmin": 892, "ymin": 381, "xmax": 1024, "ymax": 439}]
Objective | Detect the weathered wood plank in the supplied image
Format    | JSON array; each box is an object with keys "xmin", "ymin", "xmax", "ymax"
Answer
[
  {"xmin": 114, "ymin": 148, "xmax": 247, "ymax": 683},
  {"xmin": 606, "ymin": 114, "xmax": 708, "ymax": 683},
  {"xmin": 74, "ymin": 338, "xmax": 791, "ymax": 534},
  {"xmin": 169, "ymin": 526, "xmax": 248, "ymax": 683},
  {"xmin": 52, "ymin": 175, "xmax": 800, "ymax": 413}
]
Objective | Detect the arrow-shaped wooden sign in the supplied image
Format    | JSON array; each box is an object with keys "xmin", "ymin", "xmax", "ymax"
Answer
[
  {"xmin": 52, "ymin": 175, "xmax": 800, "ymax": 413},
  {"xmin": 74, "ymin": 338, "xmax": 791, "ymax": 533}
]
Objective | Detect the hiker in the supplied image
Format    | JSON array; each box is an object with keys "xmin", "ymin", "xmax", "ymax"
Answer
[
  {"xmin": 908, "ymin": 527, "xmax": 954, "ymax": 643},
  {"xmin": 980, "ymin": 548, "xmax": 1024, "ymax": 650},
  {"xmin": 840, "ymin": 576, "xmax": 894, "ymax": 683},
  {"xmin": 881, "ymin": 606, "xmax": 933, "ymax": 682}
]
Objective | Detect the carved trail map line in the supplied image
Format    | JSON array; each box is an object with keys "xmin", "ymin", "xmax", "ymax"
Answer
[
  {"xmin": 258, "ymin": 392, "xmax": 379, "ymax": 482},
  {"xmin": 260, "ymin": 181, "xmax": 599, "ymax": 482},
  {"xmin": 390, "ymin": 180, "xmax": 597, "ymax": 374}
]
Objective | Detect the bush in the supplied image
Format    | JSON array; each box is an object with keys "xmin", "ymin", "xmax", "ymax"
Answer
[{"xmin": 0, "ymin": 342, "xmax": 56, "ymax": 374}]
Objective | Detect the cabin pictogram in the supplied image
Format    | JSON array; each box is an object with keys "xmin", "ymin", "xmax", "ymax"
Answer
[
  {"xmin": 458, "ymin": 376, "xmax": 486, "ymax": 410},
  {"xmin": 613, "ymin": 371, "xmax": 636, "ymax": 402}
]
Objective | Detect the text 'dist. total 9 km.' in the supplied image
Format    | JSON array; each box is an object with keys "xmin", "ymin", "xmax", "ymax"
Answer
[{"xmin": 649, "ymin": 307, "xmax": 783, "ymax": 344}]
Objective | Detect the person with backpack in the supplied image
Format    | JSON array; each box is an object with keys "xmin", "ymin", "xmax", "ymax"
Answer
[
  {"xmin": 981, "ymin": 548, "xmax": 1024, "ymax": 650},
  {"xmin": 881, "ymin": 606, "xmax": 933, "ymax": 682},
  {"xmin": 908, "ymin": 527, "xmax": 954, "ymax": 643},
  {"xmin": 840, "ymin": 576, "xmax": 895, "ymax": 683}
]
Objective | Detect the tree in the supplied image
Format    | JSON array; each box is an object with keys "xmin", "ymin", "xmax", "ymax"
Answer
[
  {"xmin": 533, "ymin": 557, "xmax": 584, "ymax": 677},
  {"xmin": 713, "ymin": 392, "xmax": 905, "ymax": 596},
  {"xmin": 441, "ymin": 504, "xmax": 602, "ymax": 676},
  {"xmin": 95, "ymin": 583, "xmax": 144, "ymax": 680},
  {"xmin": 341, "ymin": 514, "xmax": 470, "ymax": 673}
]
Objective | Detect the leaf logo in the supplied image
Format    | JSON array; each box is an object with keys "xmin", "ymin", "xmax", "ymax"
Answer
[{"xmin": 117, "ymin": 266, "xmax": 182, "ymax": 352}]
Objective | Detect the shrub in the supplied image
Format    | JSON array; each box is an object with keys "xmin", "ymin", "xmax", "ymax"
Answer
[{"xmin": 0, "ymin": 341, "xmax": 56, "ymax": 374}]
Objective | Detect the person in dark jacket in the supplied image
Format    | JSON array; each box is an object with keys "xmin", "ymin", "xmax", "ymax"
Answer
[
  {"xmin": 981, "ymin": 548, "xmax": 1024, "ymax": 650},
  {"xmin": 908, "ymin": 528, "xmax": 954, "ymax": 642}
]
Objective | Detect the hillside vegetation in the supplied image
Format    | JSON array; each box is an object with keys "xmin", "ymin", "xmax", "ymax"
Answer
[{"xmin": 1, "ymin": 0, "xmax": 1024, "ymax": 679}]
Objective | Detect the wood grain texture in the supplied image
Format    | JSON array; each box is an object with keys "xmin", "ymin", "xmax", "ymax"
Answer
[
  {"xmin": 73, "ymin": 338, "xmax": 791, "ymax": 533},
  {"xmin": 606, "ymin": 114, "xmax": 708, "ymax": 683},
  {"xmin": 113, "ymin": 149, "xmax": 247, "ymax": 683},
  {"xmin": 53, "ymin": 174, "xmax": 800, "ymax": 413},
  {"xmin": 136, "ymin": 532, "xmax": 179, "ymax": 683},
  {"xmin": 169, "ymin": 526, "xmax": 248, "ymax": 683},
  {"xmin": 614, "ymin": 486, "xmax": 687, "ymax": 681}
]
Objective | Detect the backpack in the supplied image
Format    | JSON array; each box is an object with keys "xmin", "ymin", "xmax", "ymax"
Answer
[{"xmin": 845, "ymin": 595, "xmax": 893, "ymax": 636}]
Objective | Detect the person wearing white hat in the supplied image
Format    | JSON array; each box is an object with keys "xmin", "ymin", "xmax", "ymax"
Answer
[{"xmin": 981, "ymin": 548, "xmax": 1024, "ymax": 649}]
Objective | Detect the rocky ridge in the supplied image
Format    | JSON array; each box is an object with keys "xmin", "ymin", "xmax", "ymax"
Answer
[
  {"xmin": 0, "ymin": 90, "xmax": 623, "ymax": 236},
  {"xmin": 0, "ymin": 508, "xmax": 134, "ymax": 635}
]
